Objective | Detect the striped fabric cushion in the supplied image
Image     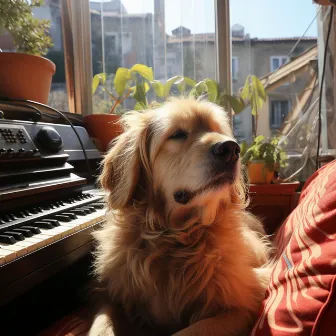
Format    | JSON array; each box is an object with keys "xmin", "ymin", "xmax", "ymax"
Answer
[{"xmin": 252, "ymin": 160, "xmax": 336, "ymax": 335}]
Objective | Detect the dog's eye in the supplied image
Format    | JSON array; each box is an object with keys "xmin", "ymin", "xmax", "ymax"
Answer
[{"xmin": 168, "ymin": 130, "xmax": 188, "ymax": 141}]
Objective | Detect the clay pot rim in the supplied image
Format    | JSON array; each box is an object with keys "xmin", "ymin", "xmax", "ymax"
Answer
[{"xmin": 0, "ymin": 52, "xmax": 56, "ymax": 74}]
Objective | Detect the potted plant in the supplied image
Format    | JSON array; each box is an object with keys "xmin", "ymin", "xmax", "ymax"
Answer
[
  {"xmin": 240, "ymin": 135, "xmax": 288, "ymax": 184},
  {"xmin": 88, "ymin": 64, "xmax": 219, "ymax": 152},
  {"xmin": 0, "ymin": 0, "xmax": 54, "ymax": 104},
  {"xmin": 223, "ymin": 75, "xmax": 288, "ymax": 184}
]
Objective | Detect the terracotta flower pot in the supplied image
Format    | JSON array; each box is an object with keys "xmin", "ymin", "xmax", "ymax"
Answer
[
  {"xmin": 247, "ymin": 160, "xmax": 275, "ymax": 184},
  {"xmin": 0, "ymin": 52, "xmax": 56, "ymax": 105},
  {"xmin": 84, "ymin": 114, "xmax": 122, "ymax": 152}
]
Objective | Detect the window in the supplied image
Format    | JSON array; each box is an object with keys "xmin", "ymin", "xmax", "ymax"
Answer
[
  {"xmin": 270, "ymin": 56, "xmax": 288, "ymax": 72},
  {"xmin": 90, "ymin": 0, "xmax": 217, "ymax": 114},
  {"xmin": 270, "ymin": 100, "xmax": 290, "ymax": 129},
  {"xmin": 232, "ymin": 56, "xmax": 238, "ymax": 80}
]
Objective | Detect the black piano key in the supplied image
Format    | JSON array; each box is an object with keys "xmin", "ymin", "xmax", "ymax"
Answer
[
  {"xmin": 18, "ymin": 212, "xmax": 26, "ymax": 218},
  {"xmin": 54, "ymin": 214, "xmax": 72, "ymax": 222},
  {"xmin": 85, "ymin": 206, "xmax": 96, "ymax": 212},
  {"xmin": 30, "ymin": 208, "xmax": 39, "ymax": 214},
  {"xmin": 21, "ymin": 226, "xmax": 41, "ymax": 234},
  {"xmin": 71, "ymin": 209, "xmax": 86, "ymax": 216},
  {"xmin": 3, "ymin": 215, "xmax": 12, "ymax": 222},
  {"xmin": 37, "ymin": 207, "xmax": 44, "ymax": 212},
  {"xmin": 9, "ymin": 213, "xmax": 18, "ymax": 220},
  {"xmin": 41, "ymin": 219, "xmax": 60, "ymax": 227},
  {"xmin": 41, "ymin": 205, "xmax": 51, "ymax": 210},
  {"xmin": 13, "ymin": 228, "xmax": 33, "ymax": 237},
  {"xmin": 78, "ymin": 207, "xmax": 93, "ymax": 214},
  {"xmin": 0, "ymin": 218, "xmax": 5, "ymax": 225},
  {"xmin": 4, "ymin": 231, "xmax": 24, "ymax": 241},
  {"xmin": 34, "ymin": 221, "xmax": 54, "ymax": 229},
  {"xmin": 76, "ymin": 208, "xmax": 91, "ymax": 215},
  {"xmin": 91, "ymin": 202, "xmax": 105, "ymax": 209},
  {"xmin": 62, "ymin": 212, "xmax": 77, "ymax": 220},
  {"xmin": 23, "ymin": 210, "xmax": 31, "ymax": 216},
  {"xmin": 0, "ymin": 234, "xmax": 16, "ymax": 244}
]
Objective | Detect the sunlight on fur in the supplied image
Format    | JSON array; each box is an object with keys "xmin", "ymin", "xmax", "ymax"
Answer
[{"xmin": 89, "ymin": 97, "xmax": 274, "ymax": 336}]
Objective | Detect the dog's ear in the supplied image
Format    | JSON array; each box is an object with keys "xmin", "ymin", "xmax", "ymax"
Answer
[{"xmin": 99, "ymin": 112, "xmax": 152, "ymax": 209}]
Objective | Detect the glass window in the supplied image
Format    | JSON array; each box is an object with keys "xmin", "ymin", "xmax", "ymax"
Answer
[
  {"xmin": 270, "ymin": 100, "xmax": 290, "ymax": 129},
  {"xmin": 90, "ymin": 0, "xmax": 217, "ymax": 114},
  {"xmin": 0, "ymin": 0, "xmax": 69, "ymax": 111},
  {"xmin": 270, "ymin": 56, "xmax": 288, "ymax": 72},
  {"xmin": 232, "ymin": 56, "xmax": 238, "ymax": 80}
]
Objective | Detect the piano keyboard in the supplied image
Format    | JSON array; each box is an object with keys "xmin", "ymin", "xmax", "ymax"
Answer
[{"xmin": 0, "ymin": 192, "xmax": 106, "ymax": 265}]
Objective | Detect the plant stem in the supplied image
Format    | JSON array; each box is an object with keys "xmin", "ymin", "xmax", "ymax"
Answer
[
  {"xmin": 109, "ymin": 101, "xmax": 120, "ymax": 114},
  {"xmin": 119, "ymin": 88, "xmax": 133, "ymax": 104}
]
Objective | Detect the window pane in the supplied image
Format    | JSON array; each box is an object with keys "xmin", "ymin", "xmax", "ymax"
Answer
[
  {"xmin": 90, "ymin": 0, "xmax": 217, "ymax": 114},
  {"xmin": 230, "ymin": 1, "xmax": 318, "ymax": 180},
  {"xmin": 0, "ymin": 0, "xmax": 69, "ymax": 111}
]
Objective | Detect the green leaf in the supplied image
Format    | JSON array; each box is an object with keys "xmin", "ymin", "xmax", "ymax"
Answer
[
  {"xmin": 92, "ymin": 73, "xmax": 106, "ymax": 95},
  {"xmin": 240, "ymin": 141, "xmax": 248, "ymax": 157},
  {"xmin": 241, "ymin": 76, "xmax": 251, "ymax": 100},
  {"xmin": 114, "ymin": 68, "xmax": 131, "ymax": 97},
  {"xmin": 177, "ymin": 80, "xmax": 186, "ymax": 93},
  {"xmin": 144, "ymin": 81, "xmax": 150, "ymax": 93},
  {"xmin": 254, "ymin": 135, "xmax": 265, "ymax": 144},
  {"xmin": 164, "ymin": 76, "xmax": 182, "ymax": 97},
  {"xmin": 134, "ymin": 102, "xmax": 147, "ymax": 110},
  {"xmin": 221, "ymin": 95, "xmax": 246, "ymax": 114},
  {"xmin": 132, "ymin": 81, "xmax": 147, "ymax": 106},
  {"xmin": 204, "ymin": 79, "xmax": 219, "ymax": 102},
  {"xmin": 183, "ymin": 77, "xmax": 197, "ymax": 87},
  {"xmin": 130, "ymin": 64, "xmax": 154, "ymax": 81},
  {"xmin": 251, "ymin": 75, "xmax": 266, "ymax": 101},
  {"xmin": 92, "ymin": 75, "xmax": 100, "ymax": 95},
  {"xmin": 150, "ymin": 80, "xmax": 164, "ymax": 97}
]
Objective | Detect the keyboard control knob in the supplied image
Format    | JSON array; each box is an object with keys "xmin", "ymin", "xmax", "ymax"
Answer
[
  {"xmin": 18, "ymin": 148, "xmax": 25, "ymax": 153},
  {"xmin": 36, "ymin": 126, "xmax": 63, "ymax": 153},
  {"xmin": 0, "ymin": 148, "xmax": 6, "ymax": 154},
  {"xmin": 7, "ymin": 148, "xmax": 14, "ymax": 153}
]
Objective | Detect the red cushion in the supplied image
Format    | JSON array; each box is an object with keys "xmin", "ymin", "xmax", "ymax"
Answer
[{"xmin": 251, "ymin": 160, "xmax": 336, "ymax": 335}]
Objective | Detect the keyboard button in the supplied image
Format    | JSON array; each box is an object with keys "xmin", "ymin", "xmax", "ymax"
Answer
[
  {"xmin": 4, "ymin": 231, "xmax": 24, "ymax": 241},
  {"xmin": 41, "ymin": 219, "xmax": 60, "ymax": 227},
  {"xmin": 34, "ymin": 221, "xmax": 54, "ymax": 229},
  {"xmin": 21, "ymin": 226, "xmax": 41, "ymax": 234},
  {"xmin": 77, "ymin": 208, "xmax": 91, "ymax": 215},
  {"xmin": 13, "ymin": 228, "xmax": 33, "ymax": 237},
  {"xmin": 62, "ymin": 212, "xmax": 77, "ymax": 220},
  {"xmin": 54, "ymin": 215, "xmax": 71, "ymax": 222},
  {"xmin": 0, "ymin": 247, "xmax": 17, "ymax": 264},
  {"xmin": 72, "ymin": 209, "xmax": 86, "ymax": 216},
  {"xmin": 0, "ymin": 234, "xmax": 16, "ymax": 244},
  {"xmin": 92, "ymin": 203, "xmax": 105, "ymax": 209}
]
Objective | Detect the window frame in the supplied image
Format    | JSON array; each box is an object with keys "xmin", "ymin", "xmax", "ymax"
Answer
[
  {"xmin": 270, "ymin": 56, "xmax": 289, "ymax": 72},
  {"xmin": 269, "ymin": 99, "xmax": 290, "ymax": 129},
  {"xmin": 61, "ymin": 0, "xmax": 231, "ymax": 116}
]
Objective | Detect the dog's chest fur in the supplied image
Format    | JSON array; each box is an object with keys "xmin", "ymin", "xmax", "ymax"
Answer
[{"xmin": 97, "ymin": 209, "xmax": 265, "ymax": 332}]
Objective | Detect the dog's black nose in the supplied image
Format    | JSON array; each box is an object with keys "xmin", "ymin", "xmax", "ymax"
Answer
[{"xmin": 211, "ymin": 140, "xmax": 240, "ymax": 163}]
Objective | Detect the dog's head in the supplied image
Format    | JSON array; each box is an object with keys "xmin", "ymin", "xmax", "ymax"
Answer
[{"xmin": 100, "ymin": 98, "xmax": 245, "ymax": 226}]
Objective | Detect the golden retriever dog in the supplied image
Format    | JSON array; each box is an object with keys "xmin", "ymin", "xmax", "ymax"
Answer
[{"xmin": 89, "ymin": 98, "xmax": 273, "ymax": 336}]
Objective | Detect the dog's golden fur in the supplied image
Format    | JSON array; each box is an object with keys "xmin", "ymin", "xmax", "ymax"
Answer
[{"xmin": 89, "ymin": 98, "xmax": 273, "ymax": 336}]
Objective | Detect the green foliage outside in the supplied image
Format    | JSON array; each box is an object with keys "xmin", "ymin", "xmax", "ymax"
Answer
[{"xmin": 0, "ymin": 0, "xmax": 52, "ymax": 56}]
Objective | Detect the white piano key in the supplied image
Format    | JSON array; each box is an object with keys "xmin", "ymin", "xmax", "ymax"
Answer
[
  {"xmin": 0, "ymin": 247, "xmax": 17, "ymax": 264},
  {"xmin": 0, "ymin": 242, "xmax": 27, "ymax": 258},
  {"xmin": 0, "ymin": 208, "xmax": 107, "ymax": 266}
]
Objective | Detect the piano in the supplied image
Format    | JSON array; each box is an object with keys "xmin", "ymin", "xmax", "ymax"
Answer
[{"xmin": 0, "ymin": 116, "xmax": 106, "ymax": 334}]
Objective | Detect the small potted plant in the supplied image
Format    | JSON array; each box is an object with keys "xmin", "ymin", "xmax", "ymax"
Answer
[
  {"xmin": 88, "ymin": 64, "xmax": 219, "ymax": 152},
  {"xmin": 241, "ymin": 135, "xmax": 288, "ymax": 184},
  {"xmin": 0, "ymin": 0, "xmax": 54, "ymax": 104},
  {"xmin": 223, "ymin": 75, "xmax": 288, "ymax": 184}
]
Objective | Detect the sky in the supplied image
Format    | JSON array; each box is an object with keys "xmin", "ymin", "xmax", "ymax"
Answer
[{"xmin": 92, "ymin": 0, "xmax": 319, "ymax": 38}]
